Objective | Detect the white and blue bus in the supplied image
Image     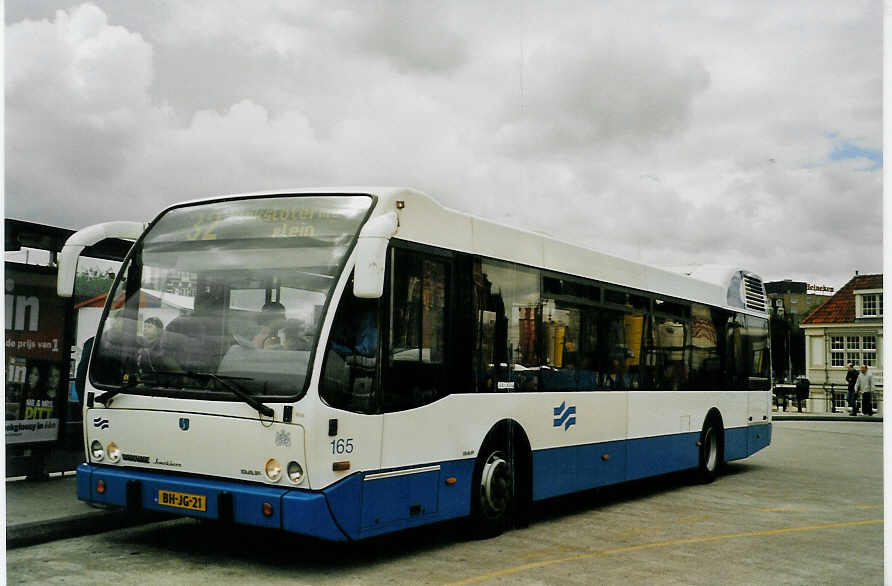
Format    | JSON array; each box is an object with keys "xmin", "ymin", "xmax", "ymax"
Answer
[{"xmin": 58, "ymin": 188, "xmax": 771, "ymax": 541}]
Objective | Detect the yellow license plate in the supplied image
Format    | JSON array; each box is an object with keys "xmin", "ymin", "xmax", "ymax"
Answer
[{"xmin": 158, "ymin": 489, "xmax": 207, "ymax": 512}]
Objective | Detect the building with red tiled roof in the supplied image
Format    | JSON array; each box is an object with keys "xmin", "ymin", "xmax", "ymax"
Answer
[
  {"xmin": 801, "ymin": 273, "xmax": 883, "ymax": 413},
  {"xmin": 801, "ymin": 274, "xmax": 883, "ymax": 326}
]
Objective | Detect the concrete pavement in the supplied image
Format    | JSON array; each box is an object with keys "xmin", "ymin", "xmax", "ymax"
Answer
[
  {"xmin": 6, "ymin": 472, "xmax": 163, "ymax": 549},
  {"xmin": 7, "ymin": 419, "xmax": 883, "ymax": 585}
]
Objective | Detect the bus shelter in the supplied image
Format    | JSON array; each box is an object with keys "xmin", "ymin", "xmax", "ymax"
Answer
[{"xmin": 5, "ymin": 218, "xmax": 130, "ymax": 477}]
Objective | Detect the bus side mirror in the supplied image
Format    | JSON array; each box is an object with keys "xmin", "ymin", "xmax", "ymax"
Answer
[
  {"xmin": 57, "ymin": 221, "xmax": 145, "ymax": 297},
  {"xmin": 353, "ymin": 212, "xmax": 398, "ymax": 299}
]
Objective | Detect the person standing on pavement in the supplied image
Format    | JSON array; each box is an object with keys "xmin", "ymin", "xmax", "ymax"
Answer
[
  {"xmin": 846, "ymin": 363, "xmax": 860, "ymax": 416},
  {"xmin": 855, "ymin": 364, "xmax": 875, "ymax": 416}
]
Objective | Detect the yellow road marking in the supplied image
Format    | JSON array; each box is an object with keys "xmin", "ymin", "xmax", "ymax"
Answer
[
  {"xmin": 519, "ymin": 546, "xmax": 581, "ymax": 560},
  {"xmin": 446, "ymin": 519, "xmax": 883, "ymax": 585},
  {"xmin": 674, "ymin": 514, "xmax": 712, "ymax": 523},
  {"xmin": 612, "ymin": 526, "xmax": 662, "ymax": 538},
  {"xmin": 856, "ymin": 504, "xmax": 882, "ymax": 510}
]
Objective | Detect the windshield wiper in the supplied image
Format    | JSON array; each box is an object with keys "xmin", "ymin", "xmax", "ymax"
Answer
[
  {"xmin": 97, "ymin": 370, "xmax": 274, "ymax": 418},
  {"xmin": 191, "ymin": 371, "xmax": 274, "ymax": 418},
  {"xmin": 95, "ymin": 374, "xmax": 141, "ymax": 406}
]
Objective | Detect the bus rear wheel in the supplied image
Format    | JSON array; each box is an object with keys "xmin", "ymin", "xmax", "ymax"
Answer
[{"xmin": 697, "ymin": 421, "xmax": 723, "ymax": 483}]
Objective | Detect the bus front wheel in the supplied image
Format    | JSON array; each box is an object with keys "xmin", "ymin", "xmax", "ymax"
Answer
[
  {"xmin": 470, "ymin": 445, "xmax": 515, "ymax": 538},
  {"xmin": 481, "ymin": 451, "xmax": 513, "ymax": 517}
]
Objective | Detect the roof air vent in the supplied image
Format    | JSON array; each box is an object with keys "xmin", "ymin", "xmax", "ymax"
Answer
[
  {"xmin": 742, "ymin": 274, "xmax": 767, "ymax": 312},
  {"xmin": 726, "ymin": 270, "xmax": 768, "ymax": 312}
]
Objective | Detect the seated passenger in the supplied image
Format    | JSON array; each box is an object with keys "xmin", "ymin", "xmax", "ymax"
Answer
[
  {"xmin": 253, "ymin": 301, "xmax": 286, "ymax": 349},
  {"xmin": 280, "ymin": 319, "xmax": 312, "ymax": 351},
  {"xmin": 137, "ymin": 317, "xmax": 165, "ymax": 373},
  {"xmin": 259, "ymin": 319, "xmax": 312, "ymax": 351}
]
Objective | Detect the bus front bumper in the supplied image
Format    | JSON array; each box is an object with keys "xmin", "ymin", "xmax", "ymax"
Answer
[{"xmin": 76, "ymin": 463, "xmax": 349, "ymax": 541}]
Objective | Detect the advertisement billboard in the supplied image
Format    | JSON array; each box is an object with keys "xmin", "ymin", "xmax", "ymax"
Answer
[{"xmin": 5, "ymin": 263, "xmax": 69, "ymax": 445}]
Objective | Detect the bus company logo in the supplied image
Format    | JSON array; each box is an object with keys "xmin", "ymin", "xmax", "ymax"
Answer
[
  {"xmin": 122, "ymin": 453, "xmax": 150, "ymax": 463},
  {"xmin": 553, "ymin": 402, "xmax": 576, "ymax": 430},
  {"xmin": 275, "ymin": 430, "xmax": 291, "ymax": 447},
  {"xmin": 178, "ymin": 418, "xmax": 190, "ymax": 431},
  {"xmin": 92, "ymin": 417, "xmax": 109, "ymax": 430},
  {"xmin": 153, "ymin": 458, "xmax": 182, "ymax": 467}
]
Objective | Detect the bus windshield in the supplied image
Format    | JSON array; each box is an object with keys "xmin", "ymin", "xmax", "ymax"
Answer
[{"xmin": 90, "ymin": 195, "xmax": 373, "ymax": 400}]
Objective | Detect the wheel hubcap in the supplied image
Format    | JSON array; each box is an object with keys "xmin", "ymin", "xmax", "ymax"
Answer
[{"xmin": 480, "ymin": 452, "xmax": 513, "ymax": 517}]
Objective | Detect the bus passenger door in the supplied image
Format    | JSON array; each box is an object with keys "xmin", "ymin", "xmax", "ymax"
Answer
[
  {"xmin": 381, "ymin": 247, "xmax": 451, "ymax": 413},
  {"xmin": 372, "ymin": 247, "xmax": 455, "ymax": 531},
  {"xmin": 318, "ymin": 273, "xmax": 384, "ymax": 494}
]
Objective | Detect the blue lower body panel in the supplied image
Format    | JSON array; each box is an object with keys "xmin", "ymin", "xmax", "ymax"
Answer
[
  {"xmin": 356, "ymin": 459, "xmax": 475, "ymax": 539},
  {"xmin": 533, "ymin": 424, "xmax": 771, "ymax": 501},
  {"xmin": 75, "ymin": 459, "xmax": 477, "ymax": 542},
  {"xmin": 724, "ymin": 426, "xmax": 749, "ymax": 461},
  {"xmin": 76, "ymin": 463, "xmax": 346, "ymax": 541},
  {"xmin": 747, "ymin": 423, "xmax": 771, "ymax": 456},
  {"xmin": 626, "ymin": 432, "xmax": 700, "ymax": 481},
  {"xmin": 533, "ymin": 439, "xmax": 627, "ymax": 500},
  {"xmin": 725, "ymin": 423, "xmax": 772, "ymax": 461}
]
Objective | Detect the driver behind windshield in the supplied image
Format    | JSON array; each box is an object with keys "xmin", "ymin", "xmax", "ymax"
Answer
[{"xmin": 253, "ymin": 301, "xmax": 286, "ymax": 348}]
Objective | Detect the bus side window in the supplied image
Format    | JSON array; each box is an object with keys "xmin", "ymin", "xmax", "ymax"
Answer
[
  {"xmin": 320, "ymin": 275, "xmax": 379, "ymax": 414},
  {"xmin": 726, "ymin": 314, "xmax": 747, "ymax": 391},
  {"xmin": 474, "ymin": 260, "xmax": 541, "ymax": 393},
  {"xmin": 647, "ymin": 317, "xmax": 690, "ymax": 391},
  {"xmin": 689, "ymin": 304, "xmax": 724, "ymax": 389},
  {"xmin": 472, "ymin": 259, "xmax": 508, "ymax": 392},
  {"xmin": 382, "ymin": 249, "xmax": 450, "ymax": 412},
  {"xmin": 540, "ymin": 303, "xmax": 581, "ymax": 392},
  {"xmin": 598, "ymin": 310, "xmax": 636, "ymax": 389},
  {"xmin": 745, "ymin": 315, "xmax": 770, "ymax": 391}
]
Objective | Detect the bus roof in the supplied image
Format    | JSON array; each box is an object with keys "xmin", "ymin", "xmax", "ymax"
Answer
[{"xmin": 165, "ymin": 187, "xmax": 768, "ymax": 315}]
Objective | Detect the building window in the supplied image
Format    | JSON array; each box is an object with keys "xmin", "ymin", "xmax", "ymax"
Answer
[
  {"xmin": 846, "ymin": 336, "xmax": 861, "ymax": 366},
  {"xmin": 830, "ymin": 336, "xmax": 845, "ymax": 367},
  {"xmin": 862, "ymin": 294, "xmax": 883, "ymax": 317},
  {"xmin": 862, "ymin": 336, "xmax": 877, "ymax": 366},
  {"xmin": 834, "ymin": 390, "xmax": 848, "ymax": 409},
  {"xmin": 833, "ymin": 334, "xmax": 878, "ymax": 368}
]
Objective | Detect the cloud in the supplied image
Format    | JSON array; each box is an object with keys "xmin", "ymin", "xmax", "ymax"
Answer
[
  {"xmin": 344, "ymin": 3, "xmax": 470, "ymax": 74},
  {"xmin": 4, "ymin": 1, "xmax": 882, "ymax": 290},
  {"xmin": 6, "ymin": 4, "xmax": 157, "ymax": 218},
  {"xmin": 7, "ymin": 4, "xmax": 152, "ymax": 112},
  {"xmin": 494, "ymin": 38, "xmax": 710, "ymax": 156}
]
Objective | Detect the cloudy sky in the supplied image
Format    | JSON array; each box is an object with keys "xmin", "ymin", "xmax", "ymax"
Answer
[{"xmin": 5, "ymin": 1, "xmax": 883, "ymax": 290}]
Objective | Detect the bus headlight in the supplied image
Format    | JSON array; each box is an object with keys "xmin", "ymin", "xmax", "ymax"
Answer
[
  {"xmin": 90, "ymin": 440, "xmax": 104, "ymax": 461},
  {"xmin": 265, "ymin": 458, "xmax": 282, "ymax": 481},
  {"xmin": 106, "ymin": 442, "xmax": 121, "ymax": 463},
  {"xmin": 287, "ymin": 461, "xmax": 303, "ymax": 484}
]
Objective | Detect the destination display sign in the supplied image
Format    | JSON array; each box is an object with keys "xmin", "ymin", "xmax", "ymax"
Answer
[{"xmin": 145, "ymin": 195, "xmax": 373, "ymax": 244}]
